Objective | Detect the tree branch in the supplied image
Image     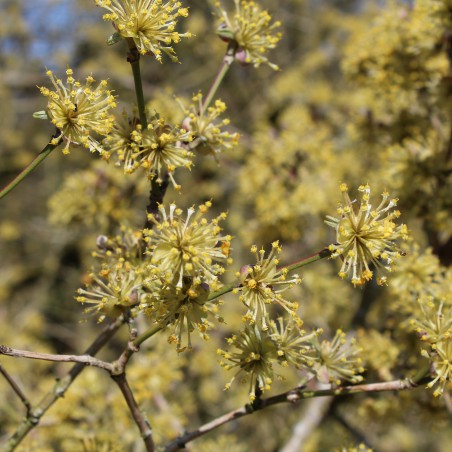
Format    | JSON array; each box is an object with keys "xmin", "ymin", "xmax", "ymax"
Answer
[
  {"xmin": 163, "ymin": 371, "xmax": 429, "ymax": 452},
  {"xmin": 0, "ymin": 363, "xmax": 32, "ymax": 416},
  {"xmin": 4, "ymin": 316, "xmax": 125, "ymax": 451},
  {"xmin": 0, "ymin": 345, "xmax": 113, "ymax": 372},
  {"xmin": 112, "ymin": 373, "xmax": 155, "ymax": 452}
]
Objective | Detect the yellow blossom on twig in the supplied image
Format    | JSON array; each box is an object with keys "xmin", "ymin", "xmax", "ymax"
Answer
[
  {"xmin": 95, "ymin": 0, "xmax": 191, "ymax": 61},
  {"xmin": 216, "ymin": 0, "xmax": 282, "ymax": 70},
  {"xmin": 325, "ymin": 184, "xmax": 408, "ymax": 287},
  {"xmin": 39, "ymin": 68, "xmax": 116, "ymax": 154}
]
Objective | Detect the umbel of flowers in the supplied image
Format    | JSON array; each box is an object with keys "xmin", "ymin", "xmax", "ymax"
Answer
[
  {"xmin": 39, "ymin": 68, "xmax": 117, "ymax": 154},
  {"xmin": 233, "ymin": 241, "xmax": 301, "ymax": 330},
  {"xmin": 411, "ymin": 297, "xmax": 452, "ymax": 397},
  {"xmin": 217, "ymin": 319, "xmax": 364, "ymax": 400},
  {"xmin": 216, "ymin": 0, "xmax": 282, "ymax": 70},
  {"xmin": 144, "ymin": 201, "xmax": 232, "ymax": 288},
  {"xmin": 95, "ymin": 0, "xmax": 191, "ymax": 61},
  {"xmin": 325, "ymin": 183, "xmax": 409, "ymax": 287}
]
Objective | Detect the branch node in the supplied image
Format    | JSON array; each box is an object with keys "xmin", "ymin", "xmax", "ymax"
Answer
[
  {"xmin": 0, "ymin": 345, "xmax": 12, "ymax": 354},
  {"xmin": 287, "ymin": 391, "xmax": 301, "ymax": 403}
]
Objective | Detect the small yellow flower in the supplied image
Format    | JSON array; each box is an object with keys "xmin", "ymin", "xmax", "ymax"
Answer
[
  {"xmin": 269, "ymin": 317, "xmax": 319, "ymax": 369},
  {"xmin": 140, "ymin": 279, "xmax": 222, "ymax": 352},
  {"xmin": 127, "ymin": 114, "xmax": 193, "ymax": 189},
  {"xmin": 144, "ymin": 202, "xmax": 232, "ymax": 287},
  {"xmin": 217, "ymin": 324, "xmax": 278, "ymax": 399},
  {"xmin": 325, "ymin": 184, "xmax": 408, "ymax": 287},
  {"xmin": 76, "ymin": 261, "xmax": 143, "ymax": 322},
  {"xmin": 180, "ymin": 93, "xmax": 240, "ymax": 157},
  {"xmin": 412, "ymin": 297, "xmax": 452, "ymax": 397},
  {"xmin": 234, "ymin": 241, "xmax": 301, "ymax": 329},
  {"xmin": 216, "ymin": 0, "xmax": 282, "ymax": 70},
  {"xmin": 95, "ymin": 0, "xmax": 191, "ymax": 61},
  {"xmin": 311, "ymin": 329, "xmax": 365, "ymax": 386},
  {"xmin": 39, "ymin": 68, "xmax": 116, "ymax": 154},
  {"xmin": 102, "ymin": 111, "xmax": 138, "ymax": 162}
]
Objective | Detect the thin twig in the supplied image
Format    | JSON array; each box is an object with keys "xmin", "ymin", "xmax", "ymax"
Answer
[
  {"xmin": 200, "ymin": 41, "xmax": 237, "ymax": 116},
  {"xmin": 282, "ymin": 248, "xmax": 332, "ymax": 273},
  {"xmin": 127, "ymin": 39, "xmax": 148, "ymax": 128},
  {"xmin": 0, "ymin": 363, "xmax": 32, "ymax": 416},
  {"xmin": 163, "ymin": 370, "xmax": 429, "ymax": 452},
  {"xmin": 0, "ymin": 132, "xmax": 61, "ymax": 200},
  {"xmin": 0, "ymin": 345, "xmax": 113, "ymax": 372},
  {"xmin": 112, "ymin": 373, "xmax": 155, "ymax": 452},
  {"xmin": 5, "ymin": 316, "xmax": 125, "ymax": 451}
]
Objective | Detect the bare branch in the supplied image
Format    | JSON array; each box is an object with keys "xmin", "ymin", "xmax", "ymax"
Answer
[
  {"xmin": 0, "ymin": 363, "xmax": 32, "ymax": 416},
  {"xmin": 112, "ymin": 373, "xmax": 155, "ymax": 452},
  {"xmin": 0, "ymin": 345, "xmax": 113, "ymax": 372},
  {"xmin": 164, "ymin": 374, "xmax": 427, "ymax": 452},
  {"xmin": 4, "ymin": 316, "xmax": 125, "ymax": 451}
]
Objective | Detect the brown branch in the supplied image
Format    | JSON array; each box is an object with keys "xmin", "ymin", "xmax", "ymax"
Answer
[
  {"xmin": 163, "ymin": 374, "xmax": 426, "ymax": 452},
  {"xmin": 0, "ymin": 363, "xmax": 32, "ymax": 416},
  {"xmin": 0, "ymin": 345, "xmax": 113, "ymax": 372},
  {"xmin": 111, "ymin": 373, "xmax": 155, "ymax": 452},
  {"xmin": 4, "ymin": 316, "xmax": 125, "ymax": 451}
]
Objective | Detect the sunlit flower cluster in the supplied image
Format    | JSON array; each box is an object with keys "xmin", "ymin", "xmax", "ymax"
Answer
[
  {"xmin": 325, "ymin": 184, "xmax": 408, "ymax": 287},
  {"xmin": 39, "ymin": 68, "xmax": 116, "ymax": 154},
  {"xmin": 218, "ymin": 320, "xmax": 363, "ymax": 398},
  {"xmin": 113, "ymin": 114, "xmax": 193, "ymax": 189},
  {"xmin": 76, "ymin": 260, "xmax": 143, "ymax": 322},
  {"xmin": 180, "ymin": 93, "xmax": 240, "ymax": 157},
  {"xmin": 141, "ymin": 279, "xmax": 223, "ymax": 352},
  {"xmin": 144, "ymin": 202, "xmax": 232, "ymax": 288},
  {"xmin": 311, "ymin": 329, "xmax": 364, "ymax": 386},
  {"xmin": 269, "ymin": 317, "xmax": 319, "ymax": 369},
  {"xmin": 217, "ymin": 324, "xmax": 279, "ymax": 399},
  {"xmin": 411, "ymin": 297, "xmax": 452, "ymax": 397},
  {"xmin": 101, "ymin": 111, "xmax": 138, "ymax": 161},
  {"xmin": 233, "ymin": 241, "xmax": 301, "ymax": 330},
  {"xmin": 76, "ymin": 228, "xmax": 145, "ymax": 322},
  {"xmin": 95, "ymin": 0, "xmax": 191, "ymax": 61},
  {"xmin": 216, "ymin": 0, "xmax": 282, "ymax": 70}
]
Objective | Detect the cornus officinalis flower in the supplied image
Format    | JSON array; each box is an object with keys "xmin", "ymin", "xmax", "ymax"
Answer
[
  {"xmin": 39, "ymin": 68, "xmax": 116, "ymax": 154},
  {"xmin": 325, "ymin": 183, "xmax": 408, "ymax": 287}
]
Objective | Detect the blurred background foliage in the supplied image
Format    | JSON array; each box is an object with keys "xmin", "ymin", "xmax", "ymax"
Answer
[{"xmin": 0, "ymin": 0, "xmax": 451, "ymax": 450}]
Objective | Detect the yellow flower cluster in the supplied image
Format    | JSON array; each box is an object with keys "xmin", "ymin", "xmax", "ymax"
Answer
[
  {"xmin": 311, "ymin": 329, "xmax": 364, "ymax": 386},
  {"xmin": 412, "ymin": 297, "xmax": 452, "ymax": 397},
  {"xmin": 95, "ymin": 0, "xmax": 191, "ymax": 61},
  {"xmin": 326, "ymin": 184, "xmax": 408, "ymax": 287},
  {"xmin": 233, "ymin": 241, "xmax": 301, "ymax": 330},
  {"xmin": 180, "ymin": 93, "xmax": 240, "ymax": 157},
  {"xmin": 216, "ymin": 0, "xmax": 282, "ymax": 70},
  {"xmin": 106, "ymin": 113, "xmax": 193, "ymax": 189},
  {"xmin": 144, "ymin": 202, "xmax": 232, "ymax": 288},
  {"xmin": 218, "ymin": 319, "xmax": 363, "ymax": 399},
  {"xmin": 76, "ymin": 228, "xmax": 145, "ymax": 322},
  {"xmin": 39, "ymin": 68, "xmax": 116, "ymax": 154}
]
